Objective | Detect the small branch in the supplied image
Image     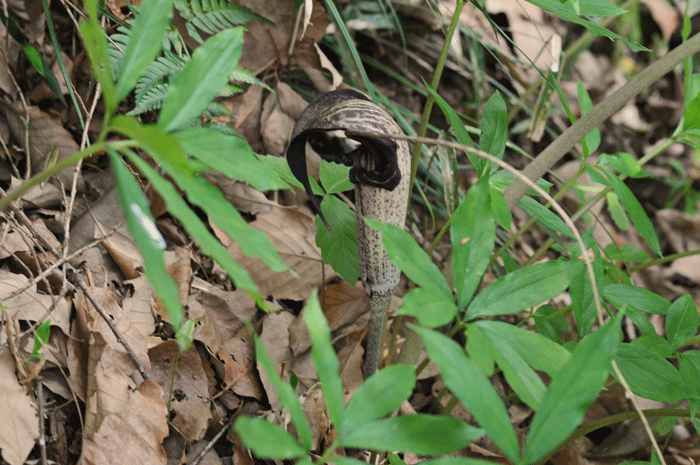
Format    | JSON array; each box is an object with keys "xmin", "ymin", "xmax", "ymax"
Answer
[{"xmin": 68, "ymin": 271, "xmax": 150, "ymax": 381}]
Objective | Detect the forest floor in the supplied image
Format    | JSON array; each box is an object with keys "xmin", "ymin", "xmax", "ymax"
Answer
[{"xmin": 1, "ymin": 0, "xmax": 699, "ymax": 464}]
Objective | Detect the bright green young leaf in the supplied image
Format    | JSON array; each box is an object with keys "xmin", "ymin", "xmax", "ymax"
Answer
[
  {"xmin": 340, "ymin": 364, "xmax": 416, "ymax": 433},
  {"xmin": 175, "ymin": 318, "xmax": 196, "ymax": 352},
  {"xmin": 252, "ymin": 333, "xmax": 312, "ymax": 449},
  {"xmin": 597, "ymin": 152, "xmax": 649, "ymax": 178},
  {"xmin": 234, "ymin": 416, "xmax": 307, "ymax": 459},
  {"xmin": 451, "ymin": 175, "xmax": 495, "ymax": 309},
  {"xmin": 604, "ymin": 243, "xmax": 650, "ymax": 262},
  {"xmin": 577, "ymin": 81, "xmax": 600, "ymax": 154},
  {"xmin": 606, "ymin": 191, "xmax": 629, "ymax": 230},
  {"xmin": 418, "ymin": 328, "xmax": 520, "ymax": 463},
  {"xmin": 22, "ymin": 44, "xmax": 67, "ymax": 106},
  {"xmin": 320, "ymin": 160, "xmax": 354, "ymax": 194},
  {"xmin": 122, "ymin": 150, "xmax": 260, "ymax": 298},
  {"xmin": 615, "ymin": 344, "xmax": 688, "ymax": 403},
  {"xmin": 684, "ymin": 94, "xmax": 700, "ymax": 130},
  {"xmin": 522, "ymin": 313, "xmax": 621, "ymax": 464},
  {"xmin": 339, "ymin": 415, "xmax": 483, "ymax": 454},
  {"xmin": 518, "ymin": 196, "xmax": 575, "ymax": 239},
  {"xmin": 365, "ymin": 219, "xmax": 451, "ymax": 294},
  {"xmin": 466, "ymin": 258, "xmax": 581, "ymax": 319},
  {"xmin": 109, "ymin": 150, "xmax": 183, "ymax": 328},
  {"xmin": 115, "ymin": 0, "xmax": 173, "ymax": 102},
  {"xmin": 304, "ymin": 291, "xmax": 344, "ymax": 426},
  {"xmin": 480, "ymin": 92, "xmax": 508, "ymax": 160},
  {"xmin": 600, "ymin": 167, "xmax": 662, "ymax": 256},
  {"xmin": 27, "ymin": 319, "xmax": 51, "ymax": 363},
  {"xmin": 315, "ymin": 196, "xmax": 360, "ymax": 284},
  {"xmin": 398, "ymin": 287, "xmax": 458, "ymax": 327},
  {"xmin": 665, "ymin": 295, "xmax": 700, "ymax": 350},
  {"xmin": 603, "ymin": 283, "xmax": 671, "ymax": 315},
  {"xmin": 475, "ymin": 321, "xmax": 571, "ymax": 377},
  {"xmin": 159, "ymin": 28, "xmax": 244, "ymax": 131},
  {"xmin": 79, "ymin": 21, "xmax": 116, "ymax": 116},
  {"xmin": 174, "ymin": 127, "xmax": 287, "ymax": 191}
]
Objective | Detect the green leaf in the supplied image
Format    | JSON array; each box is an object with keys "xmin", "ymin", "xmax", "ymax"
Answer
[
  {"xmin": 615, "ymin": 344, "xmax": 688, "ymax": 402},
  {"xmin": 684, "ymin": 93, "xmax": 700, "ymax": 130},
  {"xmin": 487, "ymin": 333, "xmax": 546, "ymax": 408},
  {"xmin": 577, "ymin": 81, "xmax": 600, "ymax": 154},
  {"xmin": 109, "ymin": 150, "xmax": 183, "ymax": 328},
  {"xmin": 28, "ymin": 319, "xmax": 51, "ymax": 363},
  {"xmin": 174, "ymin": 127, "xmax": 287, "ymax": 191},
  {"xmin": 79, "ymin": 20, "xmax": 116, "ymax": 116},
  {"xmin": 629, "ymin": 334, "xmax": 674, "ymax": 359},
  {"xmin": 475, "ymin": 321, "xmax": 571, "ymax": 377},
  {"xmin": 110, "ymin": 115, "xmax": 192, "ymax": 173},
  {"xmin": 603, "ymin": 283, "xmax": 671, "ymax": 315},
  {"xmin": 159, "ymin": 28, "xmax": 244, "ymax": 131},
  {"xmin": 234, "ymin": 416, "xmax": 307, "ymax": 459},
  {"xmin": 600, "ymin": 167, "xmax": 662, "ymax": 256},
  {"xmin": 570, "ymin": 236, "xmax": 603, "ymax": 337},
  {"xmin": 490, "ymin": 185, "xmax": 512, "ymax": 229},
  {"xmin": 22, "ymin": 44, "xmax": 67, "ymax": 106},
  {"xmin": 253, "ymin": 333, "xmax": 312, "ymax": 449},
  {"xmin": 466, "ymin": 258, "xmax": 581, "ymax": 319},
  {"xmin": 480, "ymin": 92, "xmax": 508, "ymax": 160},
  {"xmin": 398, "ymin": 287, "xmax": 458, "ymax": 327},
  {"xmin": 451, "ymin": 175, "xmax": 495, "ymax": 309},
  {"xmin": 466, "ymin": 324, "xmax": 496, "ymax": 376},
  {"xmin": 339, "ymin": 415, "xmax": 483, "ymax": 454},
  {"xmin": 315, "ymin": 196, "xmax": 360, "ymax": 284},
  {"xmin": 121, "ymin": 150, "xmax": 260, "ymax": 298},
  {"xmin": 417, "ymin": 328, "xmax": 520, "ymax": 463},
  {"xmin": 365, "ymin": 219, "xmax": 451, "ymax": 294},
  {"xmin": 665, "ymin": 295, "xmax": 700, "ymax": 350},
  {"xmin": 155, "ymin": 157, "xmax": 287, "ymax": 272},
  {"xmin": 340, "ymin": 364, "xmax": 416, "ymax": 433},
  {"xmin": 679, "ymin": 351, "xmax": 700, "ymax": 398},
  {"xmin": 518, "ymin": 196, "xmax": 575, "ymax": 239},
  {"xmin": 304, "ymin": 292, "xmax": 344, "ymax": 426},
  {"xmin": 419, "ymin": 458, "xmax": 498, "ymax": 465},
  {"xmin": 331, "ymin": 457, "xmax": 372, "ymax": 465},
  {"xmin": 320, "ymin": 160, "xmax": 354, "ymax": 194},
  {"xmin": 606, "ymin": 191, "xmax": 629, "ymax": 230},
  {"xmin": 115, "ymin": 0, "xmax": 173, "ymax": 102},
  {"xmin": 597, "ymin": 152, "xmax": 649, "ymax": 178},
  {"xmin": 522, "ymin": 314, "xmax": 621, "ymax": 464},
  {"xmin": 425, "ymin": 83, "xmax": 479, "ymax": 171},
  {"xmin": 604, "ymin": 243, "xmax": 650, "ymax": 262}
]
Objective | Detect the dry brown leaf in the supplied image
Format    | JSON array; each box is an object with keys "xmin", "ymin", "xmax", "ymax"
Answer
[
  {"xmin": 164, "ymin": 246, "xmax": 193, "ymax": 306},
  {"xmin": 0, "ymin": 269, "xmax": 72, "ymax": 335},
  {"xmin": 257, "ymin": 310, "xmax": 296, "ymax": 410},
  {"xmin": 76, "ymin": 286, "xmax": 151, "ymax": 438},
  {"xmin": 210, "ymin": 176, "xmax": 273, "ymax": 215},
  {"xmin": 337, "ymin": 330, "xmax": 364, "ymax": 403},
  {"xmin": 225, "ymin": 206, "xmax": 335, "ymax": 301},
  {"xmin": 147, "ymin": 341, "xmax": 212, "ymax": 444},
  {"xmin": 289, "ymin": 282, "xmax": 369, "ymax": 356},
  {"xmin": 0, "ymin": 102, "xmax": 82, "ymax": 188},
  {"xmin": 121, "ymin": 275, "xmax": 156, "ymax": 338},
  {"xmin": 657, "ymin": 209, "xmax": 700, "ymax": 252},
  {"xmin": 0, "ymin": 348, "xmax": 40, "ymax": 465},
  {"xmin": 79, "ymin": 380, "xmax": 168, "ymax": 465},
  {"xmin": 99, "ymin": 221, "xmax": 143, "ymax": 280},
  {"xmin": 302, "ymin": 388, "xmax": 329, "ymax": 452},
  {"xmin": 189, "ymin": 289, "xmax": 262, "ymax": 399}
]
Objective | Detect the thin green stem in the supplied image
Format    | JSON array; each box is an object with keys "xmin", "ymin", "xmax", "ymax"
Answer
[
  {"xmin": 627, "ymin": 248, "xmax": 700, "ymax": 272},
  {"xmin": 408, "ymin": 0, "xmax": 466, "ymax": 202},
  {"xmin": 0, "ymin": 141, "xmax": 112, "ymax": 211}
]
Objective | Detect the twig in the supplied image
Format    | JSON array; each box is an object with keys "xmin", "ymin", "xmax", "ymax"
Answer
[
  {"xmin": 188, "ymin": 416, "xmax": 236, "ymax": 465},
  {"xmin": 68, "ymin": 270, "xmax": 150, "ymax": 381}
]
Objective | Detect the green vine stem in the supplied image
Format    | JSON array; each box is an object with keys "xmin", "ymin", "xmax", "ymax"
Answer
[{"xmin": 504, "ymin": 32, "xmax": 700, "ymax": 210}]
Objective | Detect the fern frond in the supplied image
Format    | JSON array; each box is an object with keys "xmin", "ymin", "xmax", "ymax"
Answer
[
  {"xmin": 129, "ymin": 84, "xmax": 169, "ymax": 115},
  {"xmin": 134, "ymin": 55, "xmax": 186, "ymax": 103},
  {"xmin": 229, "ymin": 65, "xmax": 270, "ymax": 90},
  {"xmin": 108, "ymin": 25, "xmax": 132, "ymax": 79},
  {"xmin": 178, "ymin": 0, "xmax": 270, "ymax": 44}
]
